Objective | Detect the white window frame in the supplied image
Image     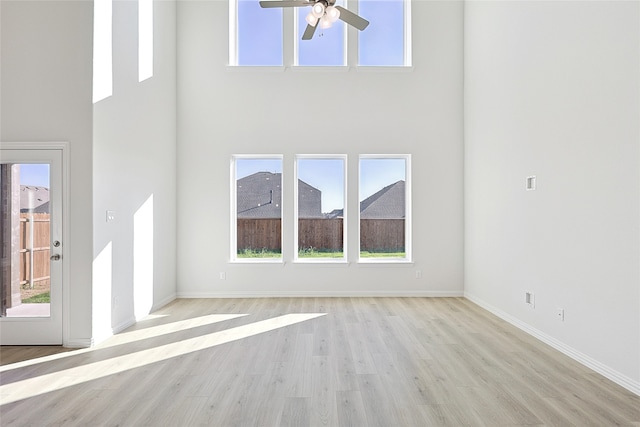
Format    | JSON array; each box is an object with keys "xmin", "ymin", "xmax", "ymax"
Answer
[
  {"xmin": 294, "ymin": 155, "xmax": 348, "ymax": 263},
  {"xmin": 230, "ymin": 0, "xmax": 411, "ymax": 68},
  {"xmin": 358, "ymin": 154, "xmax": 412, "ymax": 263},
  {"xmin": 230, "ymin": 154, "xmax": 284, "ymax": 263}
]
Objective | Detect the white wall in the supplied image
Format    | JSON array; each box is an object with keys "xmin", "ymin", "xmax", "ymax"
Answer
[
  {"xmin": 176, "ymin": 0, "xmax": 465, "ymax": 296},
  {"xmin": 464, "ymin": 1, "xmax": 640, "ymax": 393},
  {"xmin": 1, "ymin": 0, "xmax": 94, "ymax": 346},
  {"xmin": 93, "ymin": 0, "xmax": 177, "ymax": 341}
]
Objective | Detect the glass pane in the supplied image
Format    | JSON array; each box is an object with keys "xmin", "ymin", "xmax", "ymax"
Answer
[
  {"xmin": 1, "ymin": 163, "xmax": 51, "ymax": 317},
  {"xmin": 235, "ymin": 158, "xmax": 283, "ymax": 259},
  {"xmin": 297, "ymin": 2, "xmax": 345, "ymax": 66},
  {"xmin": 238, "ymin": 0, "xmax": 283, "ymax": 66},
  {"xmin": 359, "ymin": 157, "xmax": 406, "ymax": 259},
  {"xmin": 358, "ymin": 0, "xmax": 404, "ymax": 66},
  {"xmin": 297, "ymin": 158, "xmax": 345, "ymax": 259}
]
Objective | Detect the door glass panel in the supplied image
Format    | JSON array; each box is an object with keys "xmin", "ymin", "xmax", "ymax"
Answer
[{"xmin": 1, "ymin": 163, "xmax": 51, "ymax": 317}]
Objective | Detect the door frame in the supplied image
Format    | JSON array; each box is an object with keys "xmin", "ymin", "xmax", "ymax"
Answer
[{"xmin": 0, "ymin": 141, "xmax": 70, "ymax": 345}]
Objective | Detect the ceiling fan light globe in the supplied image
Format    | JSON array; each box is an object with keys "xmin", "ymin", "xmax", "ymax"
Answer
[
  {"xmin": 311, "ymin": 3, "xmax": 325, "ymax": 18},
  {"xmin": 319, "ymin": 16, "xmax": 332, "ymax": 29},
  {"xmin": 305, "ymin": 13, "xmax": 318, "ymax": 26},
  {"xmin": 326, "ymin": 6, "xmax": 340, "ymax": 22}
]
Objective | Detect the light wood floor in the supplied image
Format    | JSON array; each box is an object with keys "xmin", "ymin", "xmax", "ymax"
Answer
[{"xmin": 1, "ymin": 297, "xmax": 639, "ymax": 426}]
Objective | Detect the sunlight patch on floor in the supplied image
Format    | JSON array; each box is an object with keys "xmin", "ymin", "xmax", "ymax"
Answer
[
  {"xmin": 0, "ymin": 313, "xmax": 326, "ymax": 405},
  {"xmin": 0, "ymin": 314, "xmax": 247, "ymax": 374},
  {"xmin": 102, "ymin": 313, "xmax": 250, "ymax": 348}
]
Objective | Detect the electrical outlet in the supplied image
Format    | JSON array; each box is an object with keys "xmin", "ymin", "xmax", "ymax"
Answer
[
  {"xmin": 415, "ymin": 270, "xmax": 422, "ymax": 279},
  {"xmin": 219, "ymin": 272, "xmax": 226, "ymax": 280},
  {"xmin": 106, "ymin": 210, "xmax": 116, "ymax": 222},
  {"xmin": 557, "ymin": 308, "xmax": 565, "ymax": 321}
]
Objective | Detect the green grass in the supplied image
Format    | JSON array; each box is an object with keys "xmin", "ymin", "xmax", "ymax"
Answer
[
  {"xmin": 237, "ymin": 248, "xmax": 281, "ymax": 258},
  {"xmin": 360, "ymin": 251, "xmax": 406, "ymax": 258},
  {"xmin": 298, "ymin": 247, "xmax": 344, "ymax": 258},
  {"xmin": 22, "ymin": 292, "xmax": 50, "ymax": 303},
  {"xmin": 237, "ymin": 248, "xmax": 405, "ymax": 259}
]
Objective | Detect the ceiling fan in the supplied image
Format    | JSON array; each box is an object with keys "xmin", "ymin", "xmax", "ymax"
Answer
[{"xmin": 259, "ymin": 0, "xmax": 369, "ymax": 40}]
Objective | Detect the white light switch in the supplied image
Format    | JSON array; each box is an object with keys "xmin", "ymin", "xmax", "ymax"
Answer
[
  {"xmin": 526, "ymin": 176, "xmax": 537, "ymax": 191},
  {"xmin": 106, "ymin": 210, "xmax": 116, "ymax": 222}
]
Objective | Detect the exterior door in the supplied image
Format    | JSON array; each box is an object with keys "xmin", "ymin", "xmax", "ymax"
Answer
[{"xmin": 0, "ymin": 147, "xmax": 64, "ymax": 345}]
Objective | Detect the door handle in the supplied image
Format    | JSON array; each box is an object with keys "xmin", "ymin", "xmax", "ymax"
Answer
[{"xmin": 50, "ymin": 254, "xmax": 61, "ymax": 261}]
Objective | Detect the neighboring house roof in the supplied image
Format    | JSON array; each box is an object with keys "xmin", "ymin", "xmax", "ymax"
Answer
[
  {"xmin": 360, "ymin": 180, "xmax": 405, "ymax": 219},
  {"xmin": 325, "ymin": 180, "xmax": 406, "ymax": 219},
  {"xmin": 297, "ymin": 180, "xmax": 323, "ymax": 218},
  {"xmin": 325, "ymin": 209, "xmax": 344, "ymax": 219},
  {"xmin": 20, "ymin": 185, "xmax": 50, "ymax": 213},
  {"xmin": 237, "ymin": 172, "xmax": 322, "ymax": 218}
]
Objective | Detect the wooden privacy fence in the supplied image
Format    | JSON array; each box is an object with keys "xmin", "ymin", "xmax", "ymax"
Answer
[
  {"xmin": 237, "ymin": 218, "xmax": 404, "ymax": 252},
  {"xmin": 237, "ymin": 218, "xmax": 282, "ymax": 251},
  {"xmin": 360, "ymin": 219, "xmax": 405, "ymax": 251},
  {"xmin": 20, "ymin": 213, "xmax": 50, "ymax": 288},
  {"xmin": 298, "ymin": 218, "xmax": 343, "ymax": 251}
]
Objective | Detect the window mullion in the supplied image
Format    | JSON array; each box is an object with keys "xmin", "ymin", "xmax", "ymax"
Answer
[{"xmin": 284, "ymin": 7, "xmax": 295, "ymax": 66}]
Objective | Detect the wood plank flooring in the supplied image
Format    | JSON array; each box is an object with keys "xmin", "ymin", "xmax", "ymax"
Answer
[{"xmin": 1, "ymin": 297, "xmax": 639, "ymax": 426}]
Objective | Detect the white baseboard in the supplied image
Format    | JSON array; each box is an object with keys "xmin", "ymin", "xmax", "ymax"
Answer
[
  {"xmin": 112, "ymin": 316, "xmax": 136, "ymax": 335},
  {"xmin": 176, "ymin": 290, "xmax": 464, "ymax": 298},
  {"xmin": 151, "ymin": 293, "xmax": 177, "ymax": 312},
  {"xmin": 63, "ymin": 337, "xmax": 93, "ymax": 348},
  {"xmin": 464, "ymin": 291, "xmax": 640, "ymax": 397}
]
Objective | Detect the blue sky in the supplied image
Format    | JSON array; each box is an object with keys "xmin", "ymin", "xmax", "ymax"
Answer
[
  {"xmin": 239, "ymin": 0, "xmax": 404, "ymax": 66},
  {"xmin": 236, "ymin": 157, "xmax": 405, "ymax": 213},
  {"xmin": 18, "ymin": 164, "xmax": 50, "ymax": 187}
]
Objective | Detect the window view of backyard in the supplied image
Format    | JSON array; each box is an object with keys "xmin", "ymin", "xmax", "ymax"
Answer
[
  {"xmin": 359, "ymin": 156, "xmax": 408, "ymax": 259},
  {"xmin": 296, "ymin": 157, "xmax": 345, "ymax": 260},
  {"xmin": 235, "ymin": 157, "xmax": 283, "ymax": 259},
  {"xmin": 0, "ymin": 163, "xmax": 52, "ymax": 317},
  {"xmin": 233, "ymin": 155, "xmax": 409, "ymax": 261}
]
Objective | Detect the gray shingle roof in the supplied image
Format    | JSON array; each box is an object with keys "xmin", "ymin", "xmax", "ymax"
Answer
[
  {"xmin": 237, "ymin": 172, "xmax": 322, "ymax": 218},
  {"xmin": 324, "ymin": 181, "xmax": 406, "ymax": 219},
  {"xmin": 360, "ymin": 180, "xmax": 405, "ymax": 219}
]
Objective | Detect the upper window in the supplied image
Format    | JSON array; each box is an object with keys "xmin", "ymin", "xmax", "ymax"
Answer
[
  {"xmin": 358, "ymin": 0, "xmax": 409, "ymax": 66},
  {"xmin": 232, "ymin": 156, "xmax": 283, "ymax": 261},
  {"xmin": 295, "ymin": 156, "xmax": 346, "ymax": 261},
  {"xmin": 230, "ymin": 0, "xmax": 410, "ymax": 67},
  {"xmin": 359, "ymin": 155, "xmax": 411, "ymax": 261},
  {"xmin": 138, "ymin": 0, "xmax": 154, "ymax": 81},
  {"xmin": 296, "ymin": 3, "xmax": 345, "ymax": 66},
  {"xmin": 231, "ymin": 0, "xmax": 283, "ymax": 66},
  {"xmin": 93, "ymin": 0, "xmax": 113, "ymax": 102}
]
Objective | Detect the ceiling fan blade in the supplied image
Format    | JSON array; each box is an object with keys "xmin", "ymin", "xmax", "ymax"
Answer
[
  {"xmin": 259, "ymin": 1, "xmax": 311, "ymax": 8},
  {"xmin": 334, "ymin": 6, "xmax": 369, "ymax": 31},
  {"xmin": 302, "ymin": 23, "xmax": 317, "ymax": 40}
]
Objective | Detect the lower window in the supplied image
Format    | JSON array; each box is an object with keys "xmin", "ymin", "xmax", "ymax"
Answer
[
  {"xmin": 295, "ymin": 156, "xmax": 346, "ymax": 261},
  {"xmin": 359, "ymin": 155, "xmax": 411, "ymax": 261},
  {"xmin": 233, "ymin": 156, "xmax": 283, "ymax": 260}
]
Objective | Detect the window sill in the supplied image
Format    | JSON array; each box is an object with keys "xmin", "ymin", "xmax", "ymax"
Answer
[
  {"xmin": 355, "ymin": 65, "xmax": 414, "ymax": 72},
  {"xmin": 226, "ymin": 65, "xmax": 286, "ymax": 72},
  {"xmin": 358, "ymin": 258, "xmax": 414, "ymax": 265},
  {"xmin": 290, "ymin": 66, "xmax": 349, "ymax": 72},
  {"xmin": 230, "ymin": 258, "xmax": 284, "ymax": 264},
  {"xmin": 225, "ymin": 65, "xmax": 413, "ymax": 73},
  {"xmin": 293, "ymin": 259, "xmax": 350, "ymax": 265}
]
